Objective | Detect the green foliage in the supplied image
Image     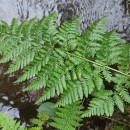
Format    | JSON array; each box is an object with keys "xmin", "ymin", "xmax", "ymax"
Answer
[
  {"xmin": 110, "ymin": 125, "xmax": 128, "ymax": 130},
  {"xmin": 0, "ymin": 112, "xmax": 26, "ymax": 130},
  {"xmin": 0, "ymin": 112, "xmax": 49, "ymax": 130},
  {"xmin": 0, "ymin": 12, "xmax": 130, "ymax": 129},
  {"xmin": 82, "ymin": 90, "xmax": 114, "ymax": 117},
  {"xmin": 49, "ymin": 102, "xmax": 83, "ymax": 130},
  {"xmin": 37, "ymin": 102, "xmax": 57, "ymax": 117},
  {"xmin": 29, "ymin": 113, "xmax": 49, "ymax": 130}
]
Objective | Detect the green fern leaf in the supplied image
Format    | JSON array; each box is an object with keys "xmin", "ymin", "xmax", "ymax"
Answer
[
  {"xmin": 82, "ymin": 90, "xmax": 114, "ymax": 117},
  {"xmin": 0, "ymin": 20, "xmax": 9, "ymax": 33},
  {"xmin": 0, "ymin": 113, "xmax": 26, "ymax": 130},
  {"xmin": 50, "ymin": 102, "xmax": 83, "ymax": 130},
  {"xmin": 96, "ymin": 30, "xmax": 124, "ymax": 65},
  {"xmin": 10, "ymin": 18, "xmax": 18, "ymax": 34},
  {"xmin": 113, "ymin": 93, "xmax": 124, "ymax": 112},
  {"xmin": 0, "ymin": 13, "xmax": 129, "ymax": 127},
  {"xmin": 82, "ymin": 17, "xmax": 106, "ymax": 57}
]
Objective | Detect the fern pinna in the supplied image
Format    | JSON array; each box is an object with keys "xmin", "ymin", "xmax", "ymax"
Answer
[{"xmin": 0, "ymin": 12, "xmax": 130, "ymax": 129}]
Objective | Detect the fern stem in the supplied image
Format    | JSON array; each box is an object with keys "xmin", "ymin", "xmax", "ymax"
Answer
[{"xmin": 67, "ymin": 52, "xmax": 130, "ymax": 78}]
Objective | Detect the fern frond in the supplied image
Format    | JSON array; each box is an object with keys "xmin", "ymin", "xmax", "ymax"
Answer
[
  {"xmin": 55, "ymin": 66, "xmax": 102, "ymax": 107},
  {"xmin": 102, "ymin": 68, "xmax": 112, "ymax": 82},
  {"xmin": 0, "ymin": 36, "xmax": 18, "ymax": 62},
  {"xmin": 96, "ymin": 30, "xmax": 124, "ymax": 65},
  {"xmin": 0, "ymin": 13, "xmax": 130, "ymax": 125},
  {"xmin": 116, "ymin": 86, "xmax": 130, "ymax": 104},
  {"xmin": 0, "ymin": 112, "xmax": 26, "ymax": 130},
  {"xmin": 113, "ymin": 93, "xmax": 124, "ymax": 112},
  {"xmin": 10, "ymin": 18, "xmax": 19, "ymax": 34},
  {"xmin": 119, "ymin": 44, "xmax": 130, "ymax": 73},
  {"xmin": 16, "ymin": 20, "xmax": 27, "ymax": 37},
  {"xmin": 36, "ymin": 62, "xmax": 95, "ymax": 106},
  {"xmin": 0, "ymin": 35, "xmax": 13, "ymax": 53},
  {"xmin": 24, "ymin": 18, "xmax": 38, "ymax": 39},
  {"xmin": 29, "ymin": 113, "xmax": 49, "ymax": 130},
  {"xmin": 36, "ymin": 61, "xmax": 76, "ymax": 103},
  {"xmin": 50, "ymin": 102, "xmax": 83, "ymax": 130},
  {"xmin": 0, "ymin": 112, "xmax": 49, "ymax": 130},
  {"xmin": 82, "ymin": 90, "xmax": 114, "ymax": 117},
  {"xmin": 6, "ymin": 43, "xmax": 40, "ymax": 74},
  {"xmin": 14, "ymin": 14, "xmax": 58, "ymax": 83},
  {"xmin": 55, "ymin": 81, "xmax": 82, "ymax": 106},
  {"xmin": 57, "ymin": 17, "xmax": 80, "ymax": 50},
  {"xmin": 0, "ymin": 20, "xmax": 9, "ymax": 34},
  {"xmin": 81, "ymin": 17, "xmax": 106, "ymax": 57}
]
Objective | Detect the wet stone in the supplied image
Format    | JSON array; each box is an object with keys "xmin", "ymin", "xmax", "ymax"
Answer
[{"xmin": 0, "ymin": 64, "xmax": 38, "ymax": 123}]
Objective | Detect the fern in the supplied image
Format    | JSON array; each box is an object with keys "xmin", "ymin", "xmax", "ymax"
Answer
[
  {"xmin": 29, "ymin": 113, "xmax": 49, "ymax": 130},
  {"xmin": 0, "ymin": 112, "xmax": 26, "ymax": 130},
  {"xmin": 50, "ymin": 102, "xmax": 83, "ymax": 130},
  {"xmin": 81, "ymin": 17, "xmax": 106, "ymax": 57},
  {"xmin": 119, "ymin": 44, "xmax": 130, "ymax": 73},
  {"xmin": 0, "ymin": 12, "xmax": 130, "ymax": 129},
  {"xmin": 82, "ymin": 90, "xmax": 114, "ymax": 117},
  {"xmin": 96, "ymin": 30, "xmax": 124, "ymax": 65},
  {"xmin": 113, "ymin": 93, "xmax": 124, "ymax": 112},
  {"xmin": 0, "ymin": 112, "xmax": 49, "ymax": 130}
]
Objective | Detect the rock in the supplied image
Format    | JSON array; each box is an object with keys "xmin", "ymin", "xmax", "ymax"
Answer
[
  {"xmin": 2, "ymin": 96, "xmax": 8, "ymax": 101},
  {"xmin": 0, "ymin": 103, "xmax": 20, "ymax": 118}
]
